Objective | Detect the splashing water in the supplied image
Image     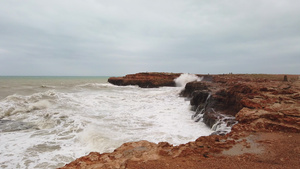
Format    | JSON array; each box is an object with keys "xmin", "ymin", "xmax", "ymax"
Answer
[
  {"xmin": 0, "ymin": 77, "xmax": 212, "ymax": 168},
  {"xmin": 174, "ymin": 73, "xmax": 203, "ymax": 87}
]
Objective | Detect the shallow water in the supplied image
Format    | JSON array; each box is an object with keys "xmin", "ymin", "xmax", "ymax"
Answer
[{"xmin": 0, "ymin": 76, "xmax": 212, "ymax": 168}]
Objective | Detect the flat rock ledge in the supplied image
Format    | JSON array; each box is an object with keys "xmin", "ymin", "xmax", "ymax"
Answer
[
  {"xmin": 60, "ymin": 73, "xmax": 300, "ymax": 169},
  {"xmin": 108, "ymin": 72, "xmax": 181, "ymax": 88}
]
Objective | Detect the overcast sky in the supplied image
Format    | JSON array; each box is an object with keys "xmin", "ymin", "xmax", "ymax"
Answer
[{"xmin": 0, "ymin": 0, "xmax": 299, "ymax": 76}]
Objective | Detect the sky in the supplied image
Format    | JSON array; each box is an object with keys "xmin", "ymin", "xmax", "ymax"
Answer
[{"xmin": 0, "ymin": 0, "xmax": 299, "ymax": 76}]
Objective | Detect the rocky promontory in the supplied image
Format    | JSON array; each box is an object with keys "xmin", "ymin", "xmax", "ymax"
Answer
[
  {"xmin": 60, "ymin": 73, "xmax": 300, "ymax": 169},
  {"xmin": 108, "ymin": 72, "xmax": 181, "ymax": 88}
]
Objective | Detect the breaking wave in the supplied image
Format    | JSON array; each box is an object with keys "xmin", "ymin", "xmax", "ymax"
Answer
[
  {"xmin": 0, "ymin": 80, "xmax": 212, "ymax": 168},
  {"xmin": 174, "ymin": 73, "xmax": 203, "ymax": 87}
]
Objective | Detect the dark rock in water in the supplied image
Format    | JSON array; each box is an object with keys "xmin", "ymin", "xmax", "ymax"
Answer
[
  {"xmin": 190, "ymin": 91, "xmax": 210, "ymax": 106},
  {"xmin": 107, "ymin": 77, "xmax": 124, "ymax": 86},
  {"xmin": 202, "ymin": 108, "xmax": 219, "ymax": 128},
  {"xmin": 180, "ymin": 82, "xmax": 209, "ymax": 97},
  {"xmin": 108, "ymin": 72, "xmax": 181, "ymax": 88},
  {"xmin": 190, "ymin": 91, "xmax": 210, "ymax": 111},
  {"xmin": 181, "ymin": 81, "xmax": 243, "ymax": 134}
]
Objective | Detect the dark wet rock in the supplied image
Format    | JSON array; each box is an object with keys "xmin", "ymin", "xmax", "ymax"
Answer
[
  {"xmin": 190, "ymin": 91, "xmax": 210, "ymax": 111},
  {"xmin": 180, "ymin": 81, "xmax": 245, "ymax": 133},
  {"xmin": 180, "ymin": 82, "xmax": 209, "ymax": 97}
]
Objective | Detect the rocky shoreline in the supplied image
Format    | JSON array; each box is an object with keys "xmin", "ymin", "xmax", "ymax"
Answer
[
  {"xmin": 108, "ymin": 72, "xmax": 181, "ymax": 88},
  {"xmin": 60, "ymin": 73, "xmax": 300, "ymax": 169}
]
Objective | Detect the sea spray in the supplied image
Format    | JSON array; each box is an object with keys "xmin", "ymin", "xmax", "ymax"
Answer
[
  {"xmin": 211, "ymin": 115, "xmax": 237, "ymax": 135},
  {"xmin": 78, "ymin": 125, "xmax": 122, "ymax": 153},
  {"xmin": 174, "ymin": 73, "xmax": 203, "ymax": 87},
  {"xmin": 0, "ymin": 77, "xmax": 212, "ymax": 169}
]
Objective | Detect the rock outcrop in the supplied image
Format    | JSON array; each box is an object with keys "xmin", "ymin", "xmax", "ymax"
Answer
[
  {"xmin": 182, "ymin": 74, "xmax": 300, "ymax": 133},
  {"xmin": 108, "ymin": 72, "xmax": 181, "ymax": 88},
  {"xmin": 60, "ymin": 73, "xmax": 300, "ymax": 169}
]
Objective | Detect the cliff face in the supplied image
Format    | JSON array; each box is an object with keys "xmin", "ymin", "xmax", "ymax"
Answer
[
  {"xmin": 60, "ymin": 73, "xmax": 300, "ymax": 169},
  {"xmin": 108, "ymin": 72, "xmax": 181, "ymax": 88},
  {"xmin": 180, "ymin": 81, "xmax": 244, "ymax": 133},
  {"xmin": 181, "ymin": 74, "xmax": 300, "ymax": 134}
]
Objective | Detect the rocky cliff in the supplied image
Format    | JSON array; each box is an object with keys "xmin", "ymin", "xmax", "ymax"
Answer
[
  {"xmin": 181, "ymin": 74, "xmax": 300, "ymax": 134},
  {"xmin": 60, "ymin": 73, "xmax": 300, "ymax": 169},
  {"xmin": 108, "ymin": 72, "xmax": 181, "ymax": 88}
]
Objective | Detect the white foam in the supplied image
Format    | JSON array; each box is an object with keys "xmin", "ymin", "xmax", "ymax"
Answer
[
  {"xmin": 211, "ymin": 115, "xmax": 237, "ymax": 134},
  {"xmin": 28, "ymin": 100, "xmax": 51, "ymax": 111},
  {"xmin": 174, "ymin": 73, "xmax": 203, "ymax": 87},
  {"xmin": 0, "ymin": 82, "xmax": 213, "ymax": 168}
]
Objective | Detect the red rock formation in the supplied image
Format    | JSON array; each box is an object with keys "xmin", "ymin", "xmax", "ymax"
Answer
[
  {"xmin": 108, "ymin": 72, "xmax": 181, "ymax": 88},
  {"xmin": 60, "ymin": 73, "xmax": 300, "ymax": 169},
  {"xmin": 234, "ymin": 80, "xmax": 300, "ymax": 132}
]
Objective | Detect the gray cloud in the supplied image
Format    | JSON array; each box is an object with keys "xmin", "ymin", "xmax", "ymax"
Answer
[{"xmin": 0, "ymin": 0, "xmax": 299, "ymax": 76}]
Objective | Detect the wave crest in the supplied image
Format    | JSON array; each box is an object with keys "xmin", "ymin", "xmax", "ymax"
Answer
[{"xmin": 174, "ymin": 73, "xmax": 202, "ymax": 87}]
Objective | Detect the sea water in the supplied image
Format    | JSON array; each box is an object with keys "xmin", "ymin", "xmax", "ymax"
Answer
[{"xmin": 0, "ymin": 76, "xmax": 212, "ymax": 168}]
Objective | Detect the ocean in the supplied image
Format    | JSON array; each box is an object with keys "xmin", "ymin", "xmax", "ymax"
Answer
[{"xmin": 0, "ymin": 76, "xmax": 212, "ymax": 168}]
